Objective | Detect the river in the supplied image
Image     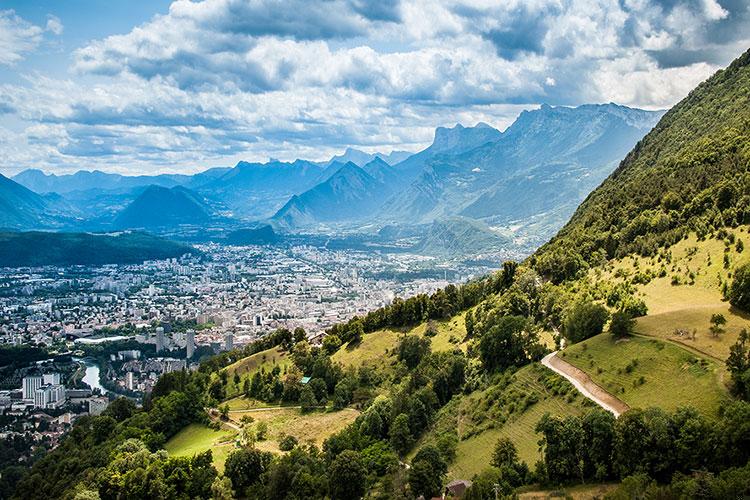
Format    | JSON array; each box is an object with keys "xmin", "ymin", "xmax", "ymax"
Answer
[{"xmin": 72, "ymin": 357, "xmax": 109, "ymax": 394}]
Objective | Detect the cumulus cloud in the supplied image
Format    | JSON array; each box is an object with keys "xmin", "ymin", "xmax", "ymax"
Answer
[
  {"xmin": 0, "ymin": 10, "xmax": 46, "ymax": 65},
  {"xmin": 1, "ymin": 0, "xmax": 749, "ymax": 174}
]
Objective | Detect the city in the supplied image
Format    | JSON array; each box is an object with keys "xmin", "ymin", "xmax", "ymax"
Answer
[{"xmin": 0, "ymin": 241, "xmax": 494, "ymax": 461}]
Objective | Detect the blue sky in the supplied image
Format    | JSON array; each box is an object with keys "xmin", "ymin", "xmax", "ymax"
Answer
[{"xmin": 0, "ymin": 0, "xmax": 748, "ymax": 175}]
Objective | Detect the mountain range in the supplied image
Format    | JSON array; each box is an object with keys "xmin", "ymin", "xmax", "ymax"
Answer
[{"xmin": 4, "ymin": 106, "xmax": 663, "ymax": 257}]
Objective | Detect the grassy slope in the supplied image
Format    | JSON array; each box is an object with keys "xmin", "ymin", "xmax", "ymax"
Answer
[
  {"xmin": 562, "ymin": 333, "xmax": 728, "ymax": 416},
  {"xmin": 164, "ymin": 423, "xmax": 237, "ymax": 472},
  {"xmin": 219, "ymin": 346, "xmax": 292, "ymax": 399},
  {"xmin": 419, "ymin": 364, "xmax": 593, "ymax": 481},
  {"xmin": 227, "ymin": 408, "xmax": 359, "ymax": 454},
  {"xmin": 332, "ymin": 312, "xmax": 468, "ymax": 371}
]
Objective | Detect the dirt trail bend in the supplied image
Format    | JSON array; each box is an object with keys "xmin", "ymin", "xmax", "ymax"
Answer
[{"xmin": 541, "ymin": 352, "xmax": 630, "ymax": 417}]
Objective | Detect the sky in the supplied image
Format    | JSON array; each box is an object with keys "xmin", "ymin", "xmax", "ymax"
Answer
[{"xmin": 0, "ymin": 0, "xmax": 748, "ymax": 176}]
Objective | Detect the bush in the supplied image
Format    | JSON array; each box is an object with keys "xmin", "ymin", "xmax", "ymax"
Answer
[
  {"xmin": 610, "ymin": 312, "xmax": 635, "ymax": 338},
  {"xmin": 565, "ymin": 302, "xmax": 610, "ymax": 343},
  {"xmin": 278, "ymin": 434, "xmax": 298, "ymax": 451}
]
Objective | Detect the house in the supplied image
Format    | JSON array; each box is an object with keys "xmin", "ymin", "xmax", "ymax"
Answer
[{"xmin": 445, "ymin": 479, "xmax": 472, "ymax": 498}]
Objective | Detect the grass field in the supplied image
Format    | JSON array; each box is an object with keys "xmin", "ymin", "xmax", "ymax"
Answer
[
  {"xmin": 412, "ymin": 363, "xmax": 591, "ymax": 481},
  {"xmin": 227, "ymin": 408, "xmax": 359, "ymax": 454},
  {"xmin": 164, "ymin": 423, "xmax": 237, "ymax": 472},
  {"xmin": 332, "ymin": 313, "xmax": 468, "ymax": 371},
  {"xmin": 562, "ymin": 333, "xmax": 728, "ymax": 416},
  {"xmin": 219, "ymin": 346, "xmax": 292, "ymax": 399},
  {"xmin": 635, "ymin": 303, "xmax": 750, "ymax": 361}
]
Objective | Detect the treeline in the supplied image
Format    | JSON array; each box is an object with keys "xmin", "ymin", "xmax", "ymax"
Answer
[
  {"xmin": 530, "ymin": 403, "xmax": 750, "ymax": 495},
  {"xmin": 327, "ymin": 262, "xmax": 518, "ymax": 344}
]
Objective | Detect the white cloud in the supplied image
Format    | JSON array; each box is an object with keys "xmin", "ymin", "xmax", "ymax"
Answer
[
  {"xmin": 46, "ymin": 15, "xmax": 64, "ymax": 35},
  {"xmin": 0, "ymin": 10, "xmax": 45, "ymax": 65},
  {"xmin": 1, "ymin": 0, "xmax": 748, "ymax": 174}
]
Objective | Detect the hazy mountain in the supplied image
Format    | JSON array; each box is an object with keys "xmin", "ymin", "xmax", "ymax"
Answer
[
  {"xmin": 114, "ymin": 185, "xmax": 213, "ymax": 229},
  {"xmin": 388, "ymin": 123, "xmax": 504, "ymax": 182},
  {"xmin": 361, "ymin": 157, "xmax": 400, "ymax": 183},
  {"xmin": 0, "ymin": 174, "xmax": 79, "ymax": 229},
  {"xmin": 379, "ymin": 104, "xmax": 663, "ymax": 246},
  {"xmin": 412, "ymin": 217, "xmax": 512, "ymax": 258},
  {"xmin": 199, "ymin": 159, "xmax": 324, "ymax": 218},
  {"xmin": 326, "ymin": 148, "xmax": 412, "ymax": 167},
  {"xmin": 12, "ymin": 169, "xmax": 190, "ymax": 194},
  {"xmin": 272, "ymin": 162, "xmax": 393, "ymax": 228}
]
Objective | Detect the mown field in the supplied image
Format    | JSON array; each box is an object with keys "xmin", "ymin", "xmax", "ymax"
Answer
[
  {"xmin": 164, "ymin": 423, "xmax": 237, "ymax": 472},
  {"xmin": 591, "ymin": 230, "xmax": 750, "ymax": 359},
  {"xmin": 635, "ymin": 304, "xmax": 750, "ymax": 361},
  {"xmin": 227, "ymin": 408, "xmax": 359, "ymax": 454},
  {"xmin": 332, "ymin": 312, "xmax": 468, "ymax": 371},
  {"xmin": 562, "ymin": 333, "xmax": 728, "ymax": 416},
  {"xmin": 219, "ymin": 346, "xmax": 292, "ymax": 399}
]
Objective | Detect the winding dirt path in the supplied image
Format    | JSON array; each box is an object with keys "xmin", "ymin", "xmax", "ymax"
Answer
[{"xmin": 541, "ymin": 352, "xmax": 630, "ymax": 417}]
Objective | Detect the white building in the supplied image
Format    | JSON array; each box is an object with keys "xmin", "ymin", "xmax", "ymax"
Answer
[
  {"xmin": 34, "ymin": 384, "xmax": 65, "ymax": 409},
  {"xmin": 155, "ymin": 327, "xmax": 165, "ymax": 353},
  {"xmin": 43, "ymin": 373, "xmax": 62, "ymax": 385},
  {"xmin": 22, "ymin": 375, "xmax": 43, "ymax": 400},
  {"xmin": 89, "ymin": 397, "xmax": 109, "ymax": 416}
]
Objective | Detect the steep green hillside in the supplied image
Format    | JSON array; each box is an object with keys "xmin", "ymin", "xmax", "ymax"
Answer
[{"xmin": 533, "ymin": 48, "xmax": 750, "ymax": 283}]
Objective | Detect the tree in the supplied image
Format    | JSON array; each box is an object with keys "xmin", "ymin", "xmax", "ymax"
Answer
[
  {"xmin": 389, "ymin": 413, "xmax": 413, "ymax": 455},
  {"xmin": 256, "ymin": 421, "xmax": 268, "ymax": 441},
  {"xmin": 710, "ymin": 313, "xmax": 727, "ymax": 337},
  {"xmin": 397, "ymin": 335, "xmax": 431, "ymax": 369},
  {"xmin": 729, "ymin": 263, "xmax": 750, "ymax": 311},
  {"xmin": 299, "ymin": 385, "xmax": 317, "ymax": 413},
  {"xmin": 536, "ymin": 413, "xmax": 586, "ymax": 483},
  {"xmin": 491, "ymin": 437, "xmax": 519, "ymax": 470},
  {"xmin": 293, "ymin": 327, "xmax": 306, "ymax": 343},
  {"xmin": 278, "ymin": 434, "xmax": 298, "ymax": 451},
  {"xmin": 104, "ymin": 397, "xmax": 137, "ymax": 421},
  {"xmin": 219, "ymin": 404, "xmax": 230, "ymax": 420},
  {"xmin": 322, "ymin": 334, "xmax": 342, "ymax": 355},
  {"xmin": 328, "ymin": 450, "xmax": 366, "ymax": 500},
  {"xmin": 211, "ymin": 476, "xmax": 235, "ymax": 500},
  {"xmin": 610, "ymin": 311, "xmax": 635, "ymax": 338},
  {"xmin": 565, "ymin": 301, "xmax": 610, "ymax": 343},
  {"xmin": 727, "ymin": 329, "xmax": 750, "ymax": 399},
  {"xmin": 408, "ymin": 445, "xmax": 447, "ymax": 499},
  {"xmin": 478, "ymin": 315, "xmax": 533, "ymax": 372},
  {"xmin": 224, "ymin": 447, "xmax": 272, "ymax": 494}
]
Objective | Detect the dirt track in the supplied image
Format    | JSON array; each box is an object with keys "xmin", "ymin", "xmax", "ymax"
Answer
[{"xmin": 541, "ymin": 352, "xmax": 630, "ymax": 417}]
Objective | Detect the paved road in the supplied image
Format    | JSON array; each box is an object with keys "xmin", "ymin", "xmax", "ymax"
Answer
[{"xmin": 541, "ymin": 351, "xmax": 630, "ymax": 417}]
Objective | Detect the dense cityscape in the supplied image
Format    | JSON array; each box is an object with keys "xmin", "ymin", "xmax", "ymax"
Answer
[{"xmin": 0, "ymin": 243, "xmax": 492, "ymax": 453}]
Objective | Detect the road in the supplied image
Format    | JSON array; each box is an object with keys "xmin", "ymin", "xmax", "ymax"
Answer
[{"xmin": 541, "ymin": 351, "xmax": 630, "ymax": 417}]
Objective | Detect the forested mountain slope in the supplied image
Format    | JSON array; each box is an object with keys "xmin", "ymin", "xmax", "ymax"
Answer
[{"xmin": 533, "ymin": 48, "xmax": 750, "ymax": 283}]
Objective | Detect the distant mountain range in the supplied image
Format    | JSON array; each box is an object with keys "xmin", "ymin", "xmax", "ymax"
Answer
[{"xmin": 4, "ymin": 105, "xmax": 663, "ymax": 258}]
